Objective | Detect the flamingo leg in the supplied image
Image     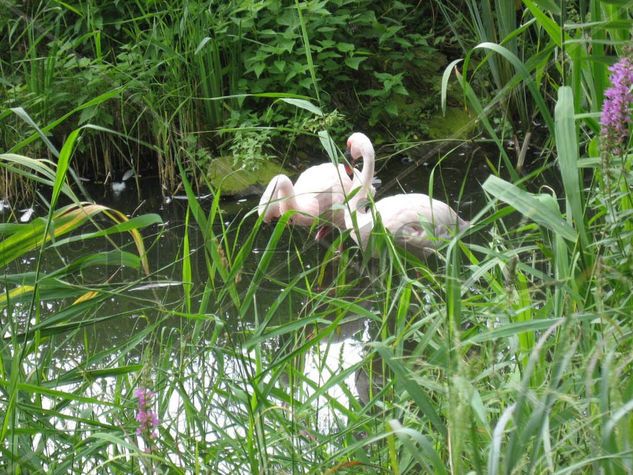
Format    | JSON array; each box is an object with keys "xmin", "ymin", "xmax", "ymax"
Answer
[{"xmin": 314, "ymin": 225, "xmax": 331, "ymax": 241}]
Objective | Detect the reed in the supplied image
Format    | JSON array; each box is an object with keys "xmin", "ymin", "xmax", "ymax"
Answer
[{"xmin": 1, "ymin": 1, "xmax": 633, "ymax": 473}]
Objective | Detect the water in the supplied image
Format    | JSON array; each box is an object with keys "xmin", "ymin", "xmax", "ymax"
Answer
[
  {"xmin": 1, "ymin": 141, "xmax": 493, "ymax": 466},
  {"xmin": 54, "ymin": 142, "xmax": 484, "ymax": 322},
  {"xmin": 6, "ymin": 139, "xmax": 491, "ymax": 362}
]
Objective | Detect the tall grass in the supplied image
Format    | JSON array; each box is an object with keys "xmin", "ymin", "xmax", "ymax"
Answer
[
  {"xmin": 1, "ymin": 1, "xmax": 633, "ymax": 473},
  {"xmin": 1, "ymin": 0, "xmax": 447, "ymax": 199}
]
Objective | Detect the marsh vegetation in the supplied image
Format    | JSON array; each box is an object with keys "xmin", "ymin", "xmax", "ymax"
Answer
[{"xmin": 1, "ymin": 1, "xmax": 633, "ymax": 473}]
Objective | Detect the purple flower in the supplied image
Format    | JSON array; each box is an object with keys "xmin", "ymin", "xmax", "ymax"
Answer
[
  {"xmin": 134, "ymin": 387, "xmax": 159, "ymax": 443},
  {"xmin": 600, "ymin": 56, "xmax": 633, "ymax": 155}
]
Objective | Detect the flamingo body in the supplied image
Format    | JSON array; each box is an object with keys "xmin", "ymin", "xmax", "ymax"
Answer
[
  {"xmin": 258, "ymin": 163, "xmax": 353, "ymax": 228},
  {"xmin": 343, "ymin": 133, "xmax": 468, "ymax": 256},
  {"xmin": 346, "ymin": 194, "xmax": 469, "ymax": 256}
]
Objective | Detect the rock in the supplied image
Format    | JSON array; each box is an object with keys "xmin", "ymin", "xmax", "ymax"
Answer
[
  {"xmin": 206, "ymin": 156, "xmax": 291, "ymax": 197},
  {"xmin": 427, "ymin": 107, "xmax": 476, "ymax": 140}
]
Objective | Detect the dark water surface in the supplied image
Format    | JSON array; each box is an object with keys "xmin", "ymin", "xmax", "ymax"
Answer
[
  {"xmin": 83, "ymin": 140, "xmax": 491, "ymax": 328},
  {"xmin": 4, "ymin": 140, "xmax": 494, "ymax": 356},
  {"xmin": 1, "ymin": 140, "xmax": 498, "ymax": 453},
  {"xmin": 7, "ymin": 145, "xmax": 491, "ymax": 332}
]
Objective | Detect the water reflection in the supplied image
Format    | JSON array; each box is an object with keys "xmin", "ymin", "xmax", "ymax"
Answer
[{"xmin": 1, "ymin": 141, "xmax": 491, "ymax": 469}]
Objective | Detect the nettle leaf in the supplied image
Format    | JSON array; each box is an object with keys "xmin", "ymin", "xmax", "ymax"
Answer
[
  {"xmin": 344, "ymin": 56, "xmax": 367, "ymax": 70},
  {"xmin": 317, "ymin": 26, "xmax": 337, "ymax": 33},
  {"xmin": 278, "ymin": 39, "xmax": 295, "ymax": 53},
  {"xmin": 323, "ymin": 60, "xmax": 338, "ymax": 71},
  {"xmin": 299, "ymin": 77, "xmax": 313, "ymax": 89},
  {"xmin": 317, "ymin": 51, "xmax": 342, "ymax": 60},
  {"xmin": 355, "ymin": 10, "xmax": 376, "ymax": 23},
  {"xmin": 379, "ymin": 25, "xmax": 404, "ymax": 44},
  {"xmin": 78, "ymin": 106, "xmax": 97, "ymax": 125},
  {"xmin": 318, "ymin": 39, "xmax": 336, "ymax": 49},
  {"xmin": 385, "ymin": 101, "xmax": 398, "ymax": 116},
  {"xmin": 274, "ymin": 60, "xmax": 286, "ymax": 72},
  {"xmin": 395, "ymin": 38, "xmax": 413, "ymax": 48},
  {"xmin": 360, "ymin": 89, "xmax": 383, "ymax": 98},
  {"xmin": 277, "ymin": 9, "xmax": 298, "ymax": 27},
  {"xmin": 336, "ymin": 42, "xmax": 355, "ymax": 53},
  {"xmin": 394, "ymin": 85, "xmax": 409, "ymax": 96}
]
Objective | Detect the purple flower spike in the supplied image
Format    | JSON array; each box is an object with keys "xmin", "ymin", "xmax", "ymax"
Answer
[
  {"xmin": 134, "ymin": 387, "xmax": 160, "ymax": 448},
  {"xmin": 600, "ymin": 56, "xmax": 633, "ymax": 155}
]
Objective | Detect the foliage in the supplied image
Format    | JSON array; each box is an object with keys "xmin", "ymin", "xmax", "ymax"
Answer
[
  {"xmin": 1, "ymin": 0, "xmax": 449, "ymax": 197},
  {"xmin": 1, "ymin": 0, "xmax": 633, "ymax": 473},
  {"xmin": 438, "ymin": 0, "xmax": 632, "ymax": 175}
]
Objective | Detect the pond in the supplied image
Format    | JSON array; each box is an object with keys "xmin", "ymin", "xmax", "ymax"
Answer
[
  {"xmin": 75, "ymin": 139, "xmax": 489, "ymax": 334},
  {"xmin": 2, "ymin": 139, "xmax": 493, "ymax": 469}
]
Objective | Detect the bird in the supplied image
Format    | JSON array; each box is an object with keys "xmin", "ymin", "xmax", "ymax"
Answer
[
  {"xmin": 343, "ymin": 133, "xmax": 469, "ymax": 256},
  {"xmin": 257, "ymin": 133, "xmax": 376, "ymax": 234},
  {"xmin": 257, "ymin": 163, "xmax": 352, "ymax": 231}
]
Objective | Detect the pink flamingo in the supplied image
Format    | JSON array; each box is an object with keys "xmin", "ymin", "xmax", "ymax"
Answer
[
  {"xmin": 258, "ymin": 134, "xmax": 375, "ymax": 233},
  {"xmin": 344, "ymin": 133, "xmax": 469, "ymax": 256}
]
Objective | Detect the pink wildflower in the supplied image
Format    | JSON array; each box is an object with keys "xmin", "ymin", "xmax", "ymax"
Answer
[
  {"xmin": 134, "ymin": 387, "xmax": 159, "ymax": 442},
  {"xmin": 600, "ymin": 56, "xmax": 633, "ymax": 155}
]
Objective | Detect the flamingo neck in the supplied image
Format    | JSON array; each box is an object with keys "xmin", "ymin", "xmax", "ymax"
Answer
[
  {"xmin": 359, "ymin": 146, "xmax": 375, "ymax": 196},
  {"xmin": 344, "ymin": 144, "xmax": 374, "ymax": 232},
  {"xmin": 349, "ymin": 145, "xmax": 374, "ymax": 214},
  {"xmin": 274, "ymin": 175, "xmax": 300, "ymax": 213}
]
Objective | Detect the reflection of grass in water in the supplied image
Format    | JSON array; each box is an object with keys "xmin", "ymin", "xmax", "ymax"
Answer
[
  {"xmin": 5, "ymin": 33, "xmax": 633, "ymax": 473},
  {"xmin": 6, "ymin": 129, "xmax": 633, "ymax": 472}
]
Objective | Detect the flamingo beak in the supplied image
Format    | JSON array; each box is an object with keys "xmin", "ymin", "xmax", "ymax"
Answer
[
  {"xmin": 344, "ymin": 148, "xmax": 354, "ymax": 177},
  {"xmin": 315, "ymin": 225, "xmax": 331, "ymax": 241}
]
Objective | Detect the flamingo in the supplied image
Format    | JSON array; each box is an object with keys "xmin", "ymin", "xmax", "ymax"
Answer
[
  {"xmin": 258, "ymin": 133, "xmax": 376, "ymax": 233},
  {"xmin": 344, "ymin": 133, "xmax": 469, "ymax": 256},
  {"xmin": 258, "ymin": 162, "xmax": 352, "ymax": 231}
]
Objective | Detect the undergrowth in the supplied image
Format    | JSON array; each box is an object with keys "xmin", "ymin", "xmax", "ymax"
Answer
[{"xmin": 1, "ymin": 1, "xmax": 633, "ymax": 473}]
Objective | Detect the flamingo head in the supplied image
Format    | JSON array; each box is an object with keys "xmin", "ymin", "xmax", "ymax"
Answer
[
  {"xmin": 258, "ymin": 176, "xmax": 283, "ymax": 223},
  {"xmin": 257, "ymin": 198, "xmax": 279, "ymax": 224},
  {"xmin": 345, "ymin": 132, "xmax": 373, "ymax": 164}
]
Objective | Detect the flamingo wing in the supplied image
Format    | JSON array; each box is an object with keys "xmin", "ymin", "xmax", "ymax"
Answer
[
  {"xmin": 294, "ymin": 163, "xmax": 352, "ymax": 200},
  {"xmin": 293, "ymin": 163, "xmax": 352, "ymax": 226},
  {"xmin": 376, "ymin": 194, "xmax": 465, "ymax": 252}
]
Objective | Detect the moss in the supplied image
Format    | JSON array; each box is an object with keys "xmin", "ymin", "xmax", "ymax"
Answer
[
  {"xmin": 427, "ymin": 107, "xmax": 477, "ymax": 140},
  {"xmin": 206, "ymin": 156, "xmax": 289, "ymax": 196}
]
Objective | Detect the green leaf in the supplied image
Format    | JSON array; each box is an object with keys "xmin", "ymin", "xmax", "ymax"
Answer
[
  {"xmin": 530, "ymin": 0, "xmax": 561, "ymax": 14},
  {"xmin": 344, "ymin": 56, "xmax": 366, "ymax": 70},
  {"xmin": 472, "ymin": 42, "xmax": 554, "ymax": 132},
  {"xmin": 9, "ymin": 88, "xmax": 123, "ymax": 156},
  {"xmin": 441, "ymin": 59, "xmax": 463, "ymax": 115},
  {"xmin": 375, "ymin": 344, "xmax": 446, "ymax": 437},
  {"xmin": 482, "ymin": 175, "xmax": 577, "ymax": 241},
  {"xmin": 254, "ymin": 63, "xmax": 265, "ymax": 78},
  {"xmin": 336, "ymin": 42, "xmax": 355, "ymax": 52},
  {"xmin": 318, "ymin": 130, "xmax": 338, "ymax": 162},
  {"xmin": 384, "ymin": 101, "xmax": 398, "ymax": 116},
  {"xmin": 554, "ymin": 86, "xmax": 588, "ymax": 249},
  {"xmin": 280, "ymin": 98, "xmax": 323, "ymax": 116},
  {"xmin": 600, "ymin": 0, "xmax": 633, "ymax": 5}
]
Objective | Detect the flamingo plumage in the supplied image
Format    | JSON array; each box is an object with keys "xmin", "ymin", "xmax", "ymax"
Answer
[
  {"xmin": 343, "ymin": 133, "xmax": 469, "ymax": 256},
  {"xmin": 258, "ymin": 133, "xmax": 376, "ymax": 231}
]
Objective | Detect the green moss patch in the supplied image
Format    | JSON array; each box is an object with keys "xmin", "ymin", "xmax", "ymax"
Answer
[
  {"xmin": 427, "ymin": 107, "xmax": 476, "ymax": 140},
  {"xmin": 207, "ymin": 156, "xmax": 290, "ymax": 196}
]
